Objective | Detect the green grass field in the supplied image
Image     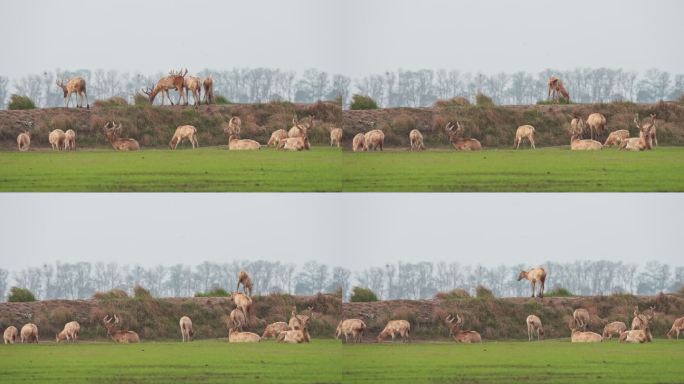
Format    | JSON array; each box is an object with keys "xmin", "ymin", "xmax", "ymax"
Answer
[
  {"xmin": 1, "ymin": 339, "xmax": 682, "ymax": 383},
  {"xmin": 1, "ymin": 147, "xmax": 683, "ymax": 191}
]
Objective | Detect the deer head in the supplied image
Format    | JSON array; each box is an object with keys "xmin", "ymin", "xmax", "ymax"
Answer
[
  {"xmin": 56, "ymin": 79, "xmax": 68, "ymax": 96},
  {"xmin": 517, "ymin": 270, "xmax": 528, "ymax": 281}
]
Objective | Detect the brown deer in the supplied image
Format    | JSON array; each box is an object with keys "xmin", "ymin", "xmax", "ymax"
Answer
[
  {"xmin": 622, "ymin": 114, "xmax": 656, "ymax": 151},
  {"xmin": 445, "ymin": 122, "xmax": 482, "ymax": 151},
  {"xmin": 262, "ymin": 322, "xmax": 289, "ymax": 339},
  {"xmin": 330, "ymin": 127, "xmax": 343, "ymax": 147},
  {"xmin": 288, "ymin": 115, "xmax": 314, "ymax": 138},
  {"xmin": 183, "ymin": 75, "xmax": 202, "ymax": 106},
  {"xmin": 517, "ymin": 267, "xmax": 547, "ymax": 298},
  {"xmin": 278, "ymin": 312, "xmax": 311, "ymax": 343},
  {"xmin": 570, "ymin": 328, "xmax": 602, "ymax": 343},
  {"xmin": 573, "ymin": 308, "xmax": 590, "ymax": 331},
  {"xmin": 228, "ymin": 327, "xmax": 261, "ymax": 343},
  {"xmin": 444, "ymin": 314, "xmax": 482, "ymax": 343},
  {"xmin": 526, "ymin": 315, "xmax": 544, "ymax": 341},
  {"xmin": 570, "ymin": 117, "xmax": 586, "ymax": 138},
  {"xmin": 169, "ymin": 125, "xmax": 199, "ymax": 149},
  {"xmin": 17, "ymin": 130, "xmax": 31, "ymax": 152},
  {"xmin": 228, "ymin": 135, "xmax": 261, "ymax": 150},
  {"xmin": 49, "ymin": 129, "xmax": 66, "ymax": 151},
  {"xmin": 586, "ymin": 113, "xmax": 607, "ymax": 141},
  {"xmin": 3, "ymin": 326, "xmax": 18, "ymax": 344},
  {"xmin": 547, "ymin": 76, "xmax": 569, "ymax": 101},
  {"xmin": 409, "ymin": 129, "xmax": 425, "ymax": 151},
  {"xmin": 364, "ymin": 129, "xmax": 385, "ymax": 151},
  {"xmin": 620, "ymin": 328, "xmax": 652, "ymax": 343},
  {"xmin": 179, "ymin": 316, "xmax": 194, "ymax": 342},
  {"xmin": 229, "ymin": 308, "xmax": 247, "ymax": 331},
  {"xmin": 570, "ymin": 134, "xmax": 602, "ymax": 151},
  {"xmin": 20, "ymin": 323, "xmax": 38, "ymax": 343},
  {"xmin": 277, "ymin": 136, "xmax": 310, "ymax": 151},
  {"xmin": 604, "ymin": 130, "xmax": 630, "ymax": 147},
  {"xmin": 514, "ymin": 125, "xmax": 536, "ymax": 149},
  {"xmin": 236, "ymin": 270, "xmax": 253, "ymax": 296},
  {"xmin": 289, "ymin": 306, "xmax": 315, "ymax": 342},
  {"xmin": 666, "ymin": 317, "xmax": 684, "ymax": 339},
  {"xmin": 224, "ymin": 117, "xmax": 242, "ymax": 139},
  {"xmin": 56, "ymin": 77, "xmax": 89, "ymax": 108},
  {"xmin": 103, "ymin": 122, "xmax": 140, "ymax": 151},
  {"xmin": 602, "ymin": 321, "xmax": 627, "ymax": 339},
  {"xmin": 335, "ymin": 319, "xmax": 366, "ymax": 343},
  {"xmin": 102, "ymin": 315, "xmax": 140, "ymax": 343},
  {"xmin": 631, "ymin": 306, "xmax": 655, "ymax": 330},
  {"xmin": 267, "ymin": 129, "xmax": 289, "ymax": 147},
  {"xmin": 142, "ymin": 68, "xmax": 187, "ymax": 105},
  {"xmin": 55, "ymin": 321, "xmax": 80, "ymax": 343},
  {"xmin": 64, "ymin": 129, "xmax": 76, "ymax": 151},
  {"xmin": 377, "ymin": 319, "xmax": 411, "ymax": 343},
  {"xmin": 202, "ymin": 76, "xmax": 214, "ymax": 104},
  {"xmin": 228, "ymin": 292, "xmax": 253, "ymax": 325},
  {"xmin": 352, "ymin": 133, "xmax": 366, "ymax": 152}
]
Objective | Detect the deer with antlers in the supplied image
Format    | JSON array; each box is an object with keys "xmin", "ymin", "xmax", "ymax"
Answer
[
  {"xmin": 445, "ymin": 314, "xmax": 481, "ymax": 343},
  {"xmin": 289, "ymin": 115, "xmax": 314, "ymax": 138},
  {"xmin": 102, "ymin": 315, "xmax": 140, "ymax": 343},
  {"xmin": 622, "ymin": 114, "xmax": 657, "ymax": 151},
  {"xmin": 103, "ymin": 122, "xmax": 140, "ymax": 151},
  {"xmin": 289, "ymin": 306, "xmax": 314, "ymax": 342},
  {"xmin": 142, "ymin": 68, "xmax": 187, "ymax": 105},
  {"xmin": 631, "ymin": 306, "xmax": 655, "ymax": 331},
  {"xmin": 202, "ymin": 76, "xmax": 214, "ymax": 105},
  {"xmin": 56, "ymin": 77, "xmax": 89, "ymax": 108},
  {"xmin": 183, "ymin": 75, "xmax": 202, "ymax": 106},
  {"xmin": 547, "ymin": 76, "xmax": 570, "ymax": 101},
  {"xmin": 445, "ymin": 121, "xmax": 482, "ymax": 151}
]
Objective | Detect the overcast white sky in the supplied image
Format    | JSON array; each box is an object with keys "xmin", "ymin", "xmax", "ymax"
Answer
[
  {"xmin": 0, "ymin": 194, "xmax": 681, "ymax": 272},
  {"xmin": 1, "ymin": 0, "xmax": 682, "ymax": 80}
]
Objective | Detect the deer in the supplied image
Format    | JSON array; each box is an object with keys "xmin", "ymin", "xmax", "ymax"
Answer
[
  {"xmin": 102, "ymin": 315, "xmax": 140, "ymax": 343},
  {"xmin": 277, "ymin": 136, "xmax": 310, "ymax": 151},
  {"xmin": 64, "ymin": 129, "xmax": 76, "ymax": 151},
  {"xmin": 514, "ymin": 125, "xmax": 536, "ymax": 149},
  {"xmin": 570, "ymin": 117, "xmax": 587, "ymax": 138},
  {"xmin": 142, "ymin": 68, "xmax": 187, "ymax": 105},
  {"xmin": 570, "ymin": 327, "xmax": 602, "ymax": 343},
  {"xmin": 335, "ymin": 319, "xmax": 366, "ymax": 343},
  {"xmin": 229, "ymin": 308, "xmax": 247, "ymax": 331},
  {"xmin": 603, "ymin": 130, "xmax": 630, "ymax": 147},
  {"xmin": 103, "ymin": 122, "xmax": 140, "ymax": 151},
  {"xmin": 622, "ymin": 114, "xmax": 656, "ymax": 151},
  {"xmin": 547, "ymin": 76, "xmax": 570, "ymax": 101},
  {"xmin": 55, "ymin": 321, "xmax": 80, "ymax": 343},
  {"xmin": 183, "ymin": 75, "xmax": 202, "ymax": 106},
  {"xmin": 3, "ymin": 326, "xmax": 18, "ymax": 344},
  {"xmin": 573, "ymin": 308, "xmax": 591, "ymax": 331},
  {"xmin": 267, "ymin": 129, "xmax": 289, "ymax": 147},
  {"xmin": 330, "ymin": 127, "xmax": 343, "ymax": 147},
  {"xmin": 56, "ymin": 77, "xmax": 89, "ymax": 108},
  {"xmin": 20, "ymin": 323, "xmax": 38, "ymax": 343},
  {"xmin": 169, "ymin": 125, "xmax": 199, "ymax": 149},
  {"xmin": 364, "ymin": 129, "xmax": 385, "ymax": 151},
  {"xmin": 228, "ymin": 135, "xmax": 261, "ymax": 150},
  {"xmin": 586, "ymin": 113, "xmax": 607, "ymax": 141},
  {"xmin": 352, "ymin": 133, "xmax": 366, "ymax": 152},
  {"xmin": 666, "ymin": 317, "xmax": 684, "ymax": 339},
  {"xmin": 262, "ymin": 321, "xmax": 289, "ymax": 339},
  {"xmin": 517, "ymin": 267, "xmax": 547, "ymax": 298},
  {"xmin": 237, "ymin": 270, "xmax": 253, "ymax": 296},
  {"xmin": 631, "ymin": 306, "xmax": 655, "ymax": 330},
  {"xmin": 179, "ymin": 316, "xmax": 194, "ymax": 342},
  {"xmin": 49, "ymin": 129, "xmax": 66, "ymax": 150},
  {"xmin": 228, "ymin": 292, "xmax": 253, "ymax": 325},
  {"xmin": 570, "ymin": 134, "xmax": 602, "ymax": 150},
  {"xmin": 377, "ymin": 319, "xmax": 411, "ymax": 343},
  {"xmin": 228, "ymin": 327, "xmax": 261, "ymax": 343},
  {"xmin": 602, "ymin": 321, "xmax": 627, "ymax": 340},
  {"xmin": 202, "ymin": 76, "xmax": 214, "ymax": 104},
  {"xmin": 445, "ymin": 121, "xmax": 482, "ymax": 151},
  {"xmin": 526, "ymin": 315, "xmax": 544, "ymax": 341},
  {"xmin": 224, "ymin": 117, "xmax": 242, "ymax": 139},
  {"xmin": 17, "ymin": 131, "xmax": 31, "ymax": 152},
  {"xmin": 444, "ymin": 314, "xmax": 481, "ymax": 343},
  {"xmin": 289, "ymin": 115, "xmax": 314, "ymax": 138},
  {"xmin": 409, "ymin": 129, "xmax": 425, "ymax": 151},
  {"xmin": 619, "ymin": 328, "xmax": 652, "ymax": 343},
  {"xmin": 289, "ymin": 306, "xmax": 315, "ymax": 342},
  {"xmin": 278, "ymin": 312, "xmax": 311, "ymax": 344}
]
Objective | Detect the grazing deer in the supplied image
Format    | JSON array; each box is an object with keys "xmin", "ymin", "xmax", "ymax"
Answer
[
  {"xmin": 377, "ymin": 320, "xmax": 411, "ymax": 343},
  {"xmin": 3, "ymin": 326, "xmax": 18, "ymax": 344},
  {"xmin": 570, "ymin": 117, "xmax": 586, "ymax": 138},
  {"xmin": 228, "ymin": 327, "xmax": 261, "ymax": 343},
  {"xmin": 526, "ymin": 315, "xmax": 544, "ymax": 341},
  {"xmin": 237, "ymin": 270, "xmax": 253, "ymax": 296},
  {"xmin": 55, "ymin": 321, "xmax": 80, "ymax": 343},
  {"xmin": 202, "ymin": 76, "xmax": 214, "ymax": 104},
  {"xmin": 619, "ymin": 328, "xmax": 652, "ymax": 343},
  {"xmin": 103, "ymin": 122, "xmax": 140, "ymax": 151},
  {"xmin": 17, "ymin": 130, "xmax": 31, "ymax": 152},
  {"xmin": 262, "ymin": 322, "xmax": 289, "ymax": 339},
  {"xmin": 229, "ymin": 308, "xmax": 247, "ymax": 331},
  {"xmin": 570, "ymin": 134, "xmax": 602, "ymax": 150},
  {"xmin": 228, "ymin": 135, "xmax": 261, "ymax": 150},
  {"xmin": 102, "ymin": 315, "xmax": 140, "ymax": 343},
  {"xmin": 409, "ymin": 129, "xmax": 425, "ymax": 151},
  {"xmin": 267, "ymin": 129, "xmax": 289, "ymax": 147},
  {"xmin": 49, "ymin": 129, "xmax": 66, "ymax": 151},
  {"xmin": 573, "ymin": 308, "xmax": 590, "ymax": 331},
  {"xmin": 570, "ymin": 328, "xmax": 602, "ymax": 343},
  {"xmin": 169, "ymin": 125, "xmax": 199, "ymax": 149},
  {"xmin": 289, "ymin": 115, "xmax": 314, "ymax": 138},
  {"xmin": 20, "ymin": 323, "xmax": 38, "ymax": 343},
  {"xmin": 64, "ymin": 129, "xmax": 76, "ymax": 151},
  {"xmin": 517, "ymin": 267, "xmax": 547, "ymax": 298},
  {"xmin": 142, "ymin": 68, "xmax": 187, "ymax": 105},
  {"xmin": 352, "ymin": 133, "xmax": 366, "ymax": 152},
  {"xmin": 602, "ymin": 321, "xmax": 627, "ymax": 340},
  {"xmin": 183, "ymin": 75, "xmax": 202, "ymax": 106},
  {"xmin": 330, "ymin": 127, "xmax": 343, "ymax": 147},
  {"xmin": 445, "ymin": 122, "xmax": 482, "ymax": 151},
  {"xmin": 179, "ymin": 316, "xmax": 194, "ymax": 342},
  {"xmin": 444, "ymin": 314, "xmax": 481, "ymax": 343},
  {"xmin": 336, "ymin": 319, "xmax": 366, "ymax": 343},
  {"xmin": 364, "ymin": 129, "xmax": 385, "ymax": 151},
  {"xmin": 586, "ymin": 113, "xmax": 607, "ymax": 141},
  {"xmin": 631, "ymin": 306, "xmax": 655, "ymax": 330},
  {"xmin": 547, "ymin": 76, "xmax": 569, "ymax": 101},
  {"xmin": 229, "ymin": 292, "xmax": 253, "ymax": 325},
  {"xmin": 56, "ymin": 77, "xmax": 89, "ymax": 108},
  {"xmin": 514, "ymin": 125, "xmax": 536, "ymax": 149},
  {"xmin": 666, "ymin": 317, "xmax": 684, "ymax": 339},
  {"xmin": 604, "ymin": 130, "xmax": 629, "ymax": 147},
  {"xmin": 277, "ymin": 136, "xmax": 310, "ymax": 151}
]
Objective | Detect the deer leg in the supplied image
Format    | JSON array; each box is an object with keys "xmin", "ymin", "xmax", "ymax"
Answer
[
  {"xmin": 540, "ymin": 279, "xmax": 544, "ymax": 298},
  {"xmin": 531, "ymin": 281, "xmax": 535, "ymax": 297},
  {"xmin": 530, "ymin": 136, "xmax": 536, "ymax": 149}
]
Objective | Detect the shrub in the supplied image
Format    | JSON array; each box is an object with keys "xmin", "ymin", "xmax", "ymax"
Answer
[
  {"xmin": 194, "ymin": 287, "xmax": 230, "ymax": 297},
  {"xmin": 546, "ymin": 287, "xmax": 573, "ymax": 297},
  {"xmin": 475, "ymin": 285, "xmax": 494, "ymax": 299},
  {"xmin": 391, "ymin": 113, "xmax": 417, "ymax": 132},
  {"xmin": 433, "ymin": 96, "xmax": 470, "ymax": 108},
  {"xmin": 8, "ymin": 94, "xmax": 36, "ymax": 110},
  {"xmin": 677, "ymin": 285, "xmax": 684, "ymax": 296},
  {"xmin": 92, "ymin": 288, "xmax": 129, "ymax": 299},
  {"xmin": 7, "ymin": 287, "xmax": 36, "ymax": 302},
  {"xmin": 475, "ymin": 93, "xmax": 494, "ymax": 107},
  {"xmin": 94, "ymin": 96, "xmax": 128, "ymax": 107},
  {"xmin": 214, "ymin": 95, "xmax": 231, "ymax": 105},
  {"xmin": 134, "ymin": 93, "xmax": 150, "ymax": 106},
  {"xmin": 350, "ymin": 286, "xmax": 378, "ymax": 302},
  {"xmin": 349, "ymin": 94, "xmax": 378, "ymax": 110},
  {"xmin": 435, "ymin": 288, "xmax": 470, "ymax": 300},
  {"xmin": 536, "ymin": 98, "xmax": 571, "ymax": 105},
  {"xmin": 133, "ymin": 285, "xmax": 153, "ymax": 299},
  {"xmin": 678, "ymin": 93, "xmax": 684, "ymax": 105}
]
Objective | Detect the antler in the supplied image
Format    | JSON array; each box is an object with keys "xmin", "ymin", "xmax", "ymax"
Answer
[
  {"xmin": 634, "ymin": 114, "xmax": 642, "ymax": 130},
  {"xmin": 445, "ymin": 122, "xmax": 455, "ymax": 131},
  {"xmin": 181, "ymin": 68, "xmax": 188, "ymax": 77}
]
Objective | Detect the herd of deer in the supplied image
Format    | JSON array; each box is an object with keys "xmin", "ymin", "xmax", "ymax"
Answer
[{"xmin": 3, "ymin": 268, "xmax": 683, "ymax": 346}]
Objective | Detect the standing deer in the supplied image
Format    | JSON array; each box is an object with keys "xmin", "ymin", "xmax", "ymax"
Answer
[
  {"xmin": 20, "ymin": 323, "xmax": 38, "ymax": 343},
  {"xmin": 17, "ymin": 130, "xmax": 31, "ymax": 152},
  {"xmin": 103, "ymin": 122, "xmax": 140, "ymax": 151},
  {"xmin": 573, "ymin": 308, "xmax": 590, "ymax": 331},
  {"xmin": 547, "ymin": 76, "xmax": 569, "ymax": 101},
  {"xmin": 602, "ymin": 321, "xmax": 627, "ymax": 339},
  {"xmin": 586, "ymin": 113, "xmax": 607, "ymax": 141},
  {"xmin": 330, "ymin": 127, "xmax": 343, "ymax": 147},
  {"xmin": 237, "ymin": 270, "xmax": 253, "ymax": 296},
  {"xmin": 49, "ymin": 129, "xmax": 66, "ymax": 150},
  {"xmin": 183, "ymin": 75, "xmax": 202, "ymax": 106},
  {"xmin": 55, "ymin": 321, "xmax": 80, "ymax": 343},
  {"xmin": 179, "ymin": 316, "xmax": 194, "ymax": 342},
  {"xmin": 409, "ymin": 129, "xmax": 425, "ymax": 151},
  {"xmin": 64, "ymin": 129, "xmax": 76, "ymax": 151},
  {"xmin": 102, "ymin": 315, "xmax": 140, "ymax": 343},
  {"xmin": 514, "ymin": 125, "xmax": 536, "ymax": 149},
  {"xmin": 445, "ymin": 122, "xmax": 482, "ymax": 151},
  {"xmin": 526, "ymin": 315, "xmax": 544, "ymax": 341},
  {"xmin": 364, "ymin": 129, "xmax": 385, "ymax": 151},
  {"xmin": 229, "ymin": 292, "xmax": 253, "ymax": 325},
  {"xmin": 377, "ymin": 320, "xmax": 411, "ymax": 343},
  {"xmin": 202, "ymin": 76, "xmax": 214, "ymax": 104},
  {"xmin": 56, "ymin": 77, "xmax": 89, "ymax": 108},
  {"xmin": 169, "ymin": 125, "xmax": 199, "ymax": 149},
  {"xmin": 570, "ymin": 117, "xmax": 586, "ymax": 138},
  {"xmin": 142, "ymin": 68, "xmax": 187, "ymax": 105},
  {"xmin": 444, "ymin": 314, "xmax": 481, "ymax": 343},
  {"xmin": 666, "ymin": 317, "xmax": 684, "ymax": 339},
  {"xmin": 352, "ymin": 133, "xmax": 366, "ymax": 152},
  {"xmin": 335, "ymin": 319, "xmax": 366, "ymax": 343},
  {"xmin": 229, "ymin": 308, "xmax": 247, "ymax": 331},
  {"xmin": 517, "ymin": 267, "xmax": 547, "ymax": 298},
  {"xmin": 3, "ymin": 326, "xmax": 18, "ymax": 344}
]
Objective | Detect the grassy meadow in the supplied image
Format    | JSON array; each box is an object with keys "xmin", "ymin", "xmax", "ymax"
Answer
[{"xmin": 0, "ymin": 339, "xmax": 682, "ymax": 383}]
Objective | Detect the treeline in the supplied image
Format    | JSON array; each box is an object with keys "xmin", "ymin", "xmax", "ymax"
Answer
[
  {"xmin": 1, "ymin": 68, "xmax": 682, "ymax": 110},
  {"xmin": 0, "ymin": 260, "xmax": 681, "ymax": 302}
]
